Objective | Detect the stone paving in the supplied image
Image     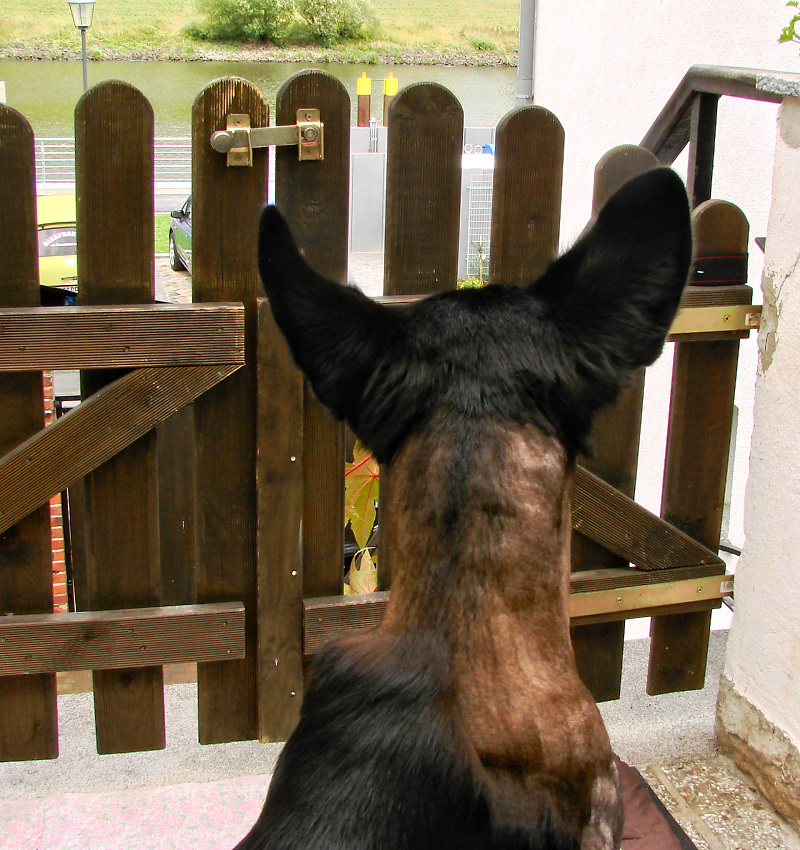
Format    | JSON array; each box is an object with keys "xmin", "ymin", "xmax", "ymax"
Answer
[{"xmin": 155, "ymin": 251, "xmax": 385, "ymax": 303}]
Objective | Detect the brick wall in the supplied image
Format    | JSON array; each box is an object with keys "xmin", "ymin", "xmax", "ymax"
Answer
[{"xmin": 43, "ymin": 370, "xmax": 69, "ymax": 613}]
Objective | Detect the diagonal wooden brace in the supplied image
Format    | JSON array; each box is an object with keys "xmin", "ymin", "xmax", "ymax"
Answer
[
  {"xmin": 0, "ymin": 363, "xmax": 241, "ymax": 535},
  {"xmin": 572, "ymin": 465, "xmax": 725, "ymax": 571}
]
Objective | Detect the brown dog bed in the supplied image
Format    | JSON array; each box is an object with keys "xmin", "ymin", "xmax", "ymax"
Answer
[{"xmin": 617, "ymin": 757, "xmax": 697, "ymax": 849}]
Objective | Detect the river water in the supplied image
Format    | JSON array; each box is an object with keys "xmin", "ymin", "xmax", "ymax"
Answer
[{"xmin": 0, "ymin": 59, "xmax": 517, "ymax": 136}]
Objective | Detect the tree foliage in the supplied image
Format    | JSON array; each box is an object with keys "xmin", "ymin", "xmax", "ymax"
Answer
[
  {"xmin": 190, "ymin": 0, "xmax": 378, "ymax": 45},
  {"xmin": 193, "ymin": 0, "xmax": 295, "ymax": 44},
  {"xmin": 297, "ymin": 0, "xmax": 378, "ymax": 46}
]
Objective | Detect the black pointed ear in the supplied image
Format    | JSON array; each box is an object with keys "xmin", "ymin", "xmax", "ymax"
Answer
[
  {"xmin": 530, "ymin": 167, "xmax": 692, "ymax": 402},
  {"xmin": 258, "ymin": 206, "xmax": 399, "ymax": 428}
]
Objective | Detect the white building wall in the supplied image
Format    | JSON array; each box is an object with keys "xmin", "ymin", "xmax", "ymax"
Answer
[
  {"xmin": 532, "ymin": 0, "xmax": 797, "ymax": 543},
  {"xmin": 723, "ymin": 95, "xmax": 800, "ymax": 745}
]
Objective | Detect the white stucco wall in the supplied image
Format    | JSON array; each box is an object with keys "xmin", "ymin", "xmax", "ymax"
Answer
[
  {"xmin": 532, "ymin": 0, "xmax": 798, "ymax": 544},
  {"xmin": 722, "ymin": 96, "xmax": 800, "ymax": 746}
]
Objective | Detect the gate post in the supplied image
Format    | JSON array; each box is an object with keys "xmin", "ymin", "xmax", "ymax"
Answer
[{"xmin": 0, "ymin": 103, "xmax": 58, "ymax": 761}]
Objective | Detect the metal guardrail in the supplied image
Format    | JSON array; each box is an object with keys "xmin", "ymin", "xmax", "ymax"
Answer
[
  {"xmin": 35, "ymin": 136, "xmax": 192, "ymax": 188},
  {"xmin": 35, "ymin": 129, "xmax": 493, "ymax": 194},
  {"xmin": 639, "ymin": 64, "xmax": 800, "ymax": 207}
]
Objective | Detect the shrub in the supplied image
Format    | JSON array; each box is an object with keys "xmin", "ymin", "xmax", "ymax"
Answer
[
  {"xmin": 296, "ymin": 0, "xmax": 378, "ymax": 46},
  {"xmin": 471, "ymin": 37, "xmax": 495, "ymax": 51},
  {"xmin": 193, "ymin": 0, "xmax": 295, "ymax": 44}
]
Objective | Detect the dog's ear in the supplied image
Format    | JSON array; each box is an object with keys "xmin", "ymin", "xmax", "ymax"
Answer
[
  {"xmin": 529, "ymin": 168, "xmax": 692, "ymax": 406},
  {"xmin": 258, "ymin": 206, "xmax": 399, "ymax": 427}
]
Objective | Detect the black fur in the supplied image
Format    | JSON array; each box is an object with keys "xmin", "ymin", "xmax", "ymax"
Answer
[
  {"xmin": 256, "ymin": 168, "xmax": 692, "ymax": 463},
  {"xmin": 239, "ymin": 633, "xmax": 579, "ymax": 850},
  {"xmin": 237, "ymin": 167, "xmax": 692, "ymax": 850}
]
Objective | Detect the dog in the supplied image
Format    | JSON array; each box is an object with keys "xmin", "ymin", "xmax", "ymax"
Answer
[{"xmin": 235, "ymin": 167, "xmax": 693, "ymax": 849}]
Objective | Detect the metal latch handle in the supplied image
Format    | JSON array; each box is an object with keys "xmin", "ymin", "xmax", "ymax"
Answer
[{"xmin": 211, "ymin": 109, "xmax": 324, "ymax": 166}]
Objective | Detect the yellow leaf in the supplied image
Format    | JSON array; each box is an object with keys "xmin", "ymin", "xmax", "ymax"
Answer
[
  {"xmin": 349, "ymin": 550, "xmax": 378, "ymax": 594},
  {"xmin": 344, "ymin": 441, "xmax": 379, "ymax": 550}
]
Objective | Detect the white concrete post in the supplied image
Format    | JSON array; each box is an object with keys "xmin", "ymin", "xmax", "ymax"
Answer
[{"xmin": 716, "ymin": 95, "xmax": 800, "ymax": 829}]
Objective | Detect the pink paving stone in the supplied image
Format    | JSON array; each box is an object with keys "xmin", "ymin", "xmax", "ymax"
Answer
[
  {"xmin": 0, "ymin": 775, "xmax": 270, "ymax": 850},
  {"xmin": 0, "ymin": 799, "xmax": 45, "ymax": 849}
]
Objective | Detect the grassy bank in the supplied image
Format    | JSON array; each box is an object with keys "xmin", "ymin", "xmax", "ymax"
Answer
[{"xmin": 0, "ymin": 0, "xmax": 518, "ymax": 65}]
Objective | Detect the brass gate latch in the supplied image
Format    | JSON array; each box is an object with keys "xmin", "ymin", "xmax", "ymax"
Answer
[{"xmin": 210, "ymin": 109, "xmax": 324, "ymax": 166}]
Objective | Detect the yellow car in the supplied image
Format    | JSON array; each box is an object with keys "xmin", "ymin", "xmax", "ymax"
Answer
[{"xmin": 38, "ymin": 193, "xmax": 78, "ymax": 304}]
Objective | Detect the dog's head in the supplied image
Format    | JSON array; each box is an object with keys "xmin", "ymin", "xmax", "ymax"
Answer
[{"xmin": 258, "ymin": 168, "xmax": 692, "ymax": 464}]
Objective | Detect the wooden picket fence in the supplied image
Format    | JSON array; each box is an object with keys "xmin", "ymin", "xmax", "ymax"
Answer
[{"xmin": 0, "ymin": 70, "xmax": 755, "ymax": 761}]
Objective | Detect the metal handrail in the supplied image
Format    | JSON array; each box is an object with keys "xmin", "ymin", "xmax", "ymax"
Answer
[
  {"xmin": 35, "ymin": 136, "xmax": 192, "ymax": 188},
  {"xmin": 639, "ymin": 65, "xmax": 800, "ymax": 206}
]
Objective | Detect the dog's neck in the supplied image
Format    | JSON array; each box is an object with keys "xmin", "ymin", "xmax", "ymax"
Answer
[{"xmin": 379, "ymin": 414, "xmax": 574, "ymax": 649}]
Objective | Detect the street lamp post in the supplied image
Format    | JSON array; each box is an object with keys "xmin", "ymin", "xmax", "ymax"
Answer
[{"xmin": 67, "ymin": 0, "xmax": 95, "ymax": 93}]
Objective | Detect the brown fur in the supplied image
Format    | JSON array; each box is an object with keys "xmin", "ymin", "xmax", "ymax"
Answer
[{"xmin": 380, "ymin": 415, "xmax": 621, "ymax": 843}]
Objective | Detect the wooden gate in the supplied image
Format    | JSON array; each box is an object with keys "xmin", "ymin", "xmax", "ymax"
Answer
[{"xmin": 0, "ymin": 71, "xmax": 754, "ymax": 759}]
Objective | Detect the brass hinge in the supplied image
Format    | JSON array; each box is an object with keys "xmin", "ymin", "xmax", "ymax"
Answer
[{"xmin": 210, "ymin": 109, "xmax": 324, "ymax": 166}]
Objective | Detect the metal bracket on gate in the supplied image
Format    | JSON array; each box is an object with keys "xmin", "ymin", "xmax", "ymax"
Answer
[
  {"xmin": 669, "ymin": 303, "xmax": 762, "ymax": 337},
  {"xmin": 210, "ymin": 109, "xmax": 324, "ymax": 166}
]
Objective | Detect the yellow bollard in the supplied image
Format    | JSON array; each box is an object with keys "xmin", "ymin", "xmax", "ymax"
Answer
[
  {"xmin": 383, "ymin": 73, "xmax": 398, "ymax": 126},
  {"xmin": 357, "ymin": 73, "xmax": 372, "ymax": 127}
]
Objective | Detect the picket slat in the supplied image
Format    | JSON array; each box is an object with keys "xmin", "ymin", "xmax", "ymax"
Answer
[
  {"xmin": 75, "ymin": 81, "xmax": 165, "ymax": 755},
  {"xmin": 380, "ymin": 84, "xmax": 465, "ymax": 590},
  {"xmin": 0, "ymin": 103, "xmax": 58, "ymax": 762},
  {"xmin": 384, "ymin": 83, "xmax": 464, "ymax": 295},
  {"xmin": 275, "ymin": 70, "xmax": 350, "ymax": 607},
  {"xmin": 571, "ymin": 145, "xmax": 659, "ymax": 703},
  {"xmin": 192, "ymin": 76, "xmax": 269, "ymax": 744},
  {"xmin": 270, "ymin": 69, "xmax": 351, "ymax": 727},
  {"xmin": 648, "ymin": 200, "xmax": 750, "ymax": 695},
  {"xmin": 490, "ymin": 105, "xmax": 563, "ymax": 285}
]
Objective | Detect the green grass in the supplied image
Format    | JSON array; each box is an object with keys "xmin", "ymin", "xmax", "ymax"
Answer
[
  {"xmin": 0, "ymin": 0, "xmax": 197, "ymax": 50},
  {"xmin": 155, "ymin": 214, "xmax": 171, "ymax": 255},
  {"xmin": 376, "ymin": 0, "xmax": 518, "ymax": 52},
  {"xmin": 0, "ymin": 0, "xmax": 519, "ymax": 56}
]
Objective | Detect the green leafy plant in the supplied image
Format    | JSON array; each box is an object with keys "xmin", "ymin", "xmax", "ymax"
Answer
[
  {"xmin": 471, "ymin": 37, "xmax": 495, "ymax": 51},
  {"xmin": 344, "ymin": 441, "xmax": 379, "ymax": 593},
  {"xmin": 780, "ymin": 1, "xmax": 800, "ymax": 44},
  {"xmin": 191, "ymin": 0, "xmax": 295, "ymax": 43},
  {"xmin": 296, "ymin": 0, "xmax": 379, "ymax": 46},
  {"xmin": 468, "ymin": 240, "xmax": 489, "ymax": 285}
]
